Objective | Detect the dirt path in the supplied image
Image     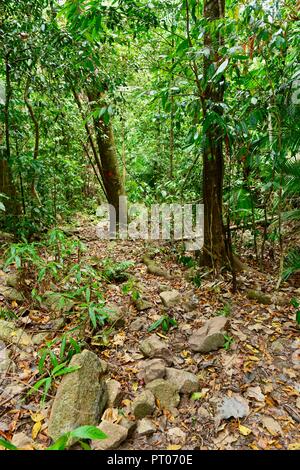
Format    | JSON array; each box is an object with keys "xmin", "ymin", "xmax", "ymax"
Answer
[{"xmin": 0, "ymin": 216, "xmax": 299, "ymax": 450}]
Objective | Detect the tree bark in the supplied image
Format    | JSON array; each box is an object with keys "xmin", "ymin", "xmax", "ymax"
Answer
[
  {"xmin": 201, "ymin": 0, "xmax": 228, "ymax": 271},
  {"xmin": 87, "ymin": 92, "xmax": 125, "ymax": 221},
  {"xmin": 0, "ymin": 55, "xmax": 19, "ymax": 218}
]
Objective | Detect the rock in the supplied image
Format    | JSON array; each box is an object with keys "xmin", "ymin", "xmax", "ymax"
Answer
[
  {"xmin": 106, "ymin": 380, "xmax": 123, "ymax": 408},
  {"xmin": 105, "ymin": 303, "xmax": 125, "ymax": 328},
  {"xmin": 134, "ymin": 299, "xmax": 153, "ymax": 312},
  {"xmin": 291, "ymin": 350, "xmax": 300, "ymax": 370},
  {"xmin": 143, "ymin": 358, "xmax": 166, "ymax": 384},
  {"xmin": 48, "ymin": 350, "xmax": 108, "ymax": 443},
  {"xmin": 0, "ymin": 272, "xmax": 18, "ymax": 288},
  {"xmin": 100, "ymin": 359, "xmax": 109, "ymax": 374},
  {"xmin": 33, "ymin": 333, "xmax": 49, "ymax": 345},
  {"xmin": 136, "ymin": 418, "xmax": 156, "ymax": 436},
  {"xmin": 189, "ymin": 317, "xmax": 229, "ymax": 353},
  {"xmin": 143, "ymin": 257, "xmax": 169, "ymax": 278},
  {"xmin": 0, "ymin": 340, "xmax": 13, "ymax": 374},
  {"xmin": 271, "ymin": 340, "xmax": 284, "ymax": 353},
  {"xmin": 11, "ymin": 432, "xmax": 33, "ymax": 449},
  {"xmin": 91, "ymin": 421, "xmax": 128, "ymax": 450},
  {"xmin": 165, "ymin": 368, "xmax": 199, "ymax": 394},
  {"xmin": 0, "ymin": 285, "xmax": 24, "ymax": 302},
  {"xmin": 218, "ymin": 395, "xmax": 250, "ymax": 420},
  {"xmin": 167, "ymin": 427, "xmax": 186, "ymax": 444},
  {"xmin": 130, "ymin": 318, "xmax": 145, "ymax": 332},
  {"xmin": 0, "ymin": 320, "xmax": 32, "ymax": 347},
  {"xmin": 42, "ymin": 292, "xmax": 74, "ymax": 313},
  {"xmin": 246, "ymin": 290, "xmax": 272, "ymax": 305},
  {"xmin": 0, "ymin": 231, "xmax": 14, "ymax": 243},
  {"xmin": 118, "ymin": 417, "xmax": 137, "ymax": 437},
  {"xmin": 50, "ymin": 318, "xmax": 65, "ymax": 330},
  {"xmin": 146, "ymin": 379, "xmax": 180, "ymax": 410},
  {"xmin": 140, "ymin": 334, "xmax": 172, "ymax": 364},
  {"xmin": 158, "ymin": 284, "xmax": 169, "ymax": 293},
  {"xmin": 132, "ymin": 390, "xmax": 156, "ymax": 419},
  {"xmin": 160, "ymin": 290, "xmax": 180, "ymax": 308}
]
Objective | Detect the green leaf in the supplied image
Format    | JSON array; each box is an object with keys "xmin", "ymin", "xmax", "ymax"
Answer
[
  {"xmin": 0, "ymin": 437, "xmax": 18, "ymax": 450},
  {"xmin": 47, "ymin": 434, "xmax": 69, "ymax": 451},
  {"xmin": 212, "ymin": 59, "xmax": 229, "ymax": 80},
  {"xmin": 53, "ymin": 365, "xmax": 81, "ymax": 377},
  {"xmin": 70, "ymin": 425, "xmax": 107, "ymax": 440},
  {"xmin": 191, "ymin": 392, "xmax": 202, "ymax": 401},
  {"xmin": 89, "ymin": 305, "xmax": 97, "ymax": 329},
  {"xmin": 148, "ymin": 317, "xmax": 163, "ymax": 332}
]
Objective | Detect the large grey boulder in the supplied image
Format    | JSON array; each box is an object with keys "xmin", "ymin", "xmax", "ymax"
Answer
[
  {"xmin": 132, "ymin": 390, "xmax": 156, "ymax": 419},
  {"xmin": 146, "ymin": 379, "xmax": 180, "ymax": 410},
  {"xmin": 91, "ymin": 421, "xmax": 128, "ymax": 450},
  {"xmin": 189, "ymin": 317, "xmax": 229, "ymax": 353},
  {"xmin": 165, "ymin": 368, "xmax": 199, "ymax": 394},
  {"xmin": 48, "ymin": 350, "xmax": 107, "ymax": 443},
  {"xmin": 140, "ymin": 335, "xmax": 172, "ymax": 364},
  {"xmin": 160, "ymin": 290, "xmax": 180, "ymax": 308},
  {"xmin": 0, "ymin": 320, "xmax": 32, "ymax": 347}
]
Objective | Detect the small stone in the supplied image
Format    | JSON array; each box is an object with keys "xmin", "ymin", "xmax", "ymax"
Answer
[
  {"xmin": 134, "ymin": 299, "xmax": 153, "ymax": 312},
  {"xmin": 189, "ymin": 317, "xmax": 229, "ymax": 353},
  {"xmin": 165, "ymin": 368, "xmax": 199, "ymax": 394},
  {"xmin": 0, "ymin": 285, "xmax": 24, "ymax": 302},
  {"xmin": 133, "ymin": 390, "xmax": 156, "ymax": 419},
  {"xmin": 167, "ymin": 427, "xmax": 186, "ymax": 444},
  {"xmin": 0, "ymin": 341, "xmax": 13, "ymax": 374},
  {"xmin": 106, "ymin": 380, "xmax": 123, "ymax": 408},
  {"xmin": 146, "ymin": 379, "xmax": 180, "ymax": 410},
  {"xmin": 11, "ymin": 432, "xmax": 33, "ymax": 449},
  {"xmin": 33, "ymin": 333, "xmax": 49, "ymax": 345},
  {"xmin": 136, "ymin": 418, "xmax": 156, "ymax": 436},
  {"xmin": 143, "ymin": 358, "xmax": 166, "ymax": 384},
  {"xmin": 271, "ymin": 340, "xmax": 284, "ymax": 353},
  {"xmin": 100, "ymin": 359, "xmax": 109, "ymax": 374},
  {"xmin": 42, "ymin": 292, "xmax": 74, "ymax": 313},
  {"xmin": 118, "ymin": 417, "xmax": 137, "ymax": 437},
  {"xmin": 0, "ymin": 272, "xmax": 18, "ymax": 288},
  {"xmin": 291, "ymin": 350, "xmax": 300, "ymax": 370},
  {"xmin": 160, "ymin": 290, "xmax": 180, "ymax": 308},
  {"xmin": 105, "ymin": 303, "xmax": 125, "ymax": 328},
  {"xmin": 0, "ymin": 231, "xmax": 14, "ymax": 242},
  {"xmin": 140, "ymin": 334, "xmax": 172, "ymax": 364},
  {"xmin": 0, "ymin": 320, "xmax": 32, "ymax": 347},
  {"xmin": 246, "ymin": 290, "xmax": 272, "ymax": 305},
  {"xmin": 130, "ymin": 318, "xmax": 145, "ymax": 332},
  {"xmin": 91, "ymin": 421, "xmax": 128, "ymax": 450},
  {"xmin": 50, "ymin": 318, "xmax": 65, "ymax": 330}
]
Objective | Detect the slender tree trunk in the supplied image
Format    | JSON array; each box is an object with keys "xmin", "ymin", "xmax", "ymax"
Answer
[
  {"xmin": 0, "ymin": 54, "xmax": 19, "ymax": 218},
  {"xmin": 201, "ymin": 0, "xmax": 228, "ymax": 271},
  {"xmin": 87, "ymin": 92, "xmax": 125, "ymax": 221},
  {"xmin": 24, "ymin": 77, "xmax": 41, "ymax": 204}
]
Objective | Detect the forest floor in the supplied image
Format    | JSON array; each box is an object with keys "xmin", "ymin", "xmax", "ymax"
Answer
[{"xmin": 0, "ymin": 214, "xmax": 300, "ymax": 451}]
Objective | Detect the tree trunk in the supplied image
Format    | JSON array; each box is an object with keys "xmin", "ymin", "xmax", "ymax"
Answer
[
  {"xmin": 201, "ymin": 0, "xmax": 228, "ymax": 271},
  {"xmin": 87, "ymin": 92, "xmax": 125, "ymax": 221},
  {"xmin": 0, "ymin": 55, "xmax": 19, "ymax": 218}
]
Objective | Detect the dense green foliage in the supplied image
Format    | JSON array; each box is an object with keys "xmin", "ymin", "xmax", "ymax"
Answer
[{"xmin": 0, "ymin": 0, "xmax": 299, "ymax": 279}]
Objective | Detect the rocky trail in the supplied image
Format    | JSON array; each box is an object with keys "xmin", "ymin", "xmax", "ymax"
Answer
[{"xmin": 0, "ymin": 216, "xmax": 299, "ymax": 451}]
